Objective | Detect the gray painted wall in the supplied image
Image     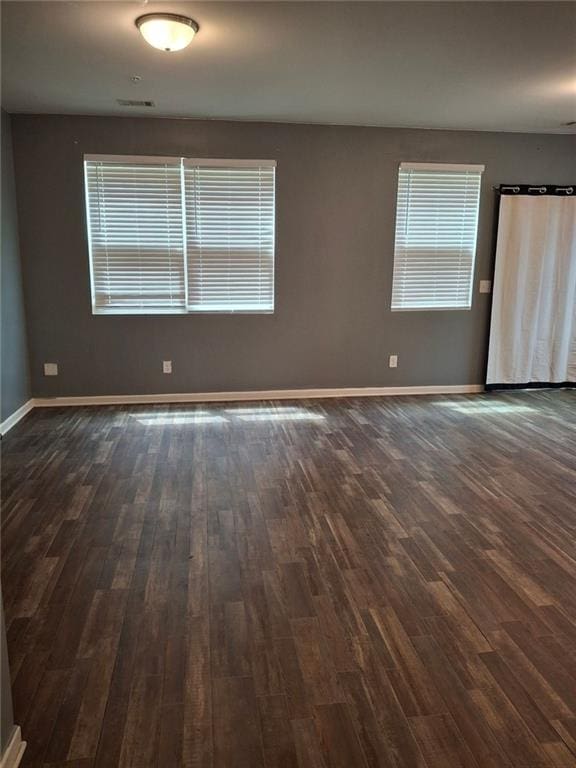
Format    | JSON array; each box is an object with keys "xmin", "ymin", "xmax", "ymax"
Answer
[
  {"xmin": 1, "ymin": 595, "xmax": 15, "ymax": 757},
  {"xmin": 0, "ymin": 108, "xmax": 20, "ymax": 755},
  {"xmin": 10, "ymin": 115, "xmax": 576, "ymax": 397},
  {"xmin": 1, "ymin": 110, "xmax": 30, "ymax": 419}
]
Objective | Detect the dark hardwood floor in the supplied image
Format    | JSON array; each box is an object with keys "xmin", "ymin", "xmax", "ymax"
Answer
[{"xmin": 2, "ymin": 391, "xmax": 576, "ymax": 768}]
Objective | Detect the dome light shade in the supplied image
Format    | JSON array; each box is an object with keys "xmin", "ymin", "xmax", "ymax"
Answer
[{"xmin": 135, "ymin": 13, "xmax": 199, "ymax": 52}]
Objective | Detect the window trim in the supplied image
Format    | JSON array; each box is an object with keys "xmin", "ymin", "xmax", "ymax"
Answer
[
  {"xmin": 83, "ymin": 154, "xmax": 277, "ymax": 316},
  {"xmin": 390, "ymin": 161, "xmax": 484, "ymax": 312}
]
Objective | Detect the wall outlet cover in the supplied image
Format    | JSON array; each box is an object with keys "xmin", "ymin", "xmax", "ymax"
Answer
[
  {"xmin": 44, "ymin": 362, "xmax": 58, "ymax": 376},
  {"xmin": 479, "ymin": 280, "xmax": 492, "ymax": 294},
  {"xmin": 389, "ymin": 354, "xmax": 398, "ymax": 368},
  {"xmin": 163, "ymin": 360, "xmax": 172, "ymax": 374}
]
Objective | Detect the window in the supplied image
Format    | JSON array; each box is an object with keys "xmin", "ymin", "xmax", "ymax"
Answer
[
  {"xmin": 391, "ymin": 162, "xmax": 484, "ymax": 310},
  {"xmin": 84, "ymin": 155, "xmax": 275, "ymax": 314},
  {"xmin": 183, "ymin": 161, "xmax": 275, "ymax": 313}
]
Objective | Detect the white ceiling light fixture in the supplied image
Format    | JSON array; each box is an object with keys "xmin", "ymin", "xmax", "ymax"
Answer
[{"xmin": 135, "ymin": 13, "xmax": 199, "ymax": 52}]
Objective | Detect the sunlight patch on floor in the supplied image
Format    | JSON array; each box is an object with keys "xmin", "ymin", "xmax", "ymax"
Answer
[
  {"xmin": 131, "ymin": 406, "xmax": 325, "ymax": 426},
  {"xmin": 438, "ymin": 401, "xmax": 536, "ymax": 414},
  {"xmin": 135, "ymin": 413, "xmax": 227, "ymax": 425},
  {"xmin": 225, "ymin": 406, "xmax": 325, "ymax": 421}
]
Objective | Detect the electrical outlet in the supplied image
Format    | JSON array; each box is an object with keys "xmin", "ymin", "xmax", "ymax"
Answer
[
  {"xmin": 479, "ymin": 280, "xmax": 492, "ymax": 294},
  {"xmin": 389, "ymin": 354, "xmax": 398, "ymax": 369},
  {"xmin": 163, "ymin": 360, "xmax": 172, "ymax": 374},
  {"xmin": 44, "ymin": 362, "xmax": 58, "ymax": 376}
]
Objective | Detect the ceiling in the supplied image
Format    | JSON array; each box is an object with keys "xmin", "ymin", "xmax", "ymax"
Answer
[{"xmin": 2, "ymin": 1, "xmax": 576, "ymax": 133}]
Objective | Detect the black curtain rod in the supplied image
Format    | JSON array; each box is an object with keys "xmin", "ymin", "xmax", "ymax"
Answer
[{"xmin": 494, "ymin": 184, "xmax": 575, "ymax": 195}]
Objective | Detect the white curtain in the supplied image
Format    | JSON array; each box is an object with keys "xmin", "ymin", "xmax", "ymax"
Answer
[{"xmin": 487, "ymin": 194, "xmax": 576, "ymax": 386}]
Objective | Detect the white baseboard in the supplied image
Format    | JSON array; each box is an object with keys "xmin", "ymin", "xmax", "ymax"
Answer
[
  {"xmin": 0, "ymin": 727, "xmax": 26, "ymax": 768},
  {"xmin": 33, "ymin": 384, "xmax": 483, "ymax": 408},
  {"xmin": 0, "ymin": 400, "xmax": 34, "ymax": 435}
]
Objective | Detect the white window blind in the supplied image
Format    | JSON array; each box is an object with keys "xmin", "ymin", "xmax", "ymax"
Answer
[
  {"xmin": 391, "ymin": 162, "xmax": 484, "ymax": 310},
  {"xmin": 84, "ymin": 156, "xmax": 185, "ymax": 313},
  {"xmin": 184, "ymin": 160, "xmax": 275, "ymax": 312},
  {"xmin": 84, "ymin": 155, "xmax": 276, "ymax": 314}
]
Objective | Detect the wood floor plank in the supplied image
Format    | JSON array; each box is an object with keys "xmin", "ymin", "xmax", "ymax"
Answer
[
  {"xmin": 2, "ymin": 391, "xmax": 575, "ymax": 768},
  {"xmin": 257, "ymin": 693, "xmax": 299, "ymax": 768},
  {"xmin": 311, "ymin": 701, "xmax": 368, "ymax": 768},
  {"xmin": 408, "ymin": 713, "xmax": 480, "ymax": 768},
  {"xmin": 213, "ymin": 676, "xmax": 265, "ymax": 768},
  {"xmin": 340, "ymin": 668, "xmax": 427, "ymax": 768},
  {"xmin": 291, "ymin": 718, "xmax": 327, "ymax": 768}
]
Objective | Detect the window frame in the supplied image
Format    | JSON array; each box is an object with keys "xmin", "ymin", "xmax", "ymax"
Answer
[
  {"xmin": 83, "ymin": 154, "xmax": 277, "ymax": 316},
  {"xmin": 390, "ymin": 161, "xmax": 484, "ymax": 312}
]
